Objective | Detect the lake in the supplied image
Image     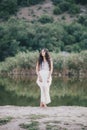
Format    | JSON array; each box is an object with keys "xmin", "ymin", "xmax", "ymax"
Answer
[{"xmin": 0, "ymin": 75, "xmax": 87, "ymax": 106}]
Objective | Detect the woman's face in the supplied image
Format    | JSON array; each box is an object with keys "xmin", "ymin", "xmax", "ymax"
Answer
[{"xmin": 41, "ymin": 49, "xmax": 46, "ymax": 57}]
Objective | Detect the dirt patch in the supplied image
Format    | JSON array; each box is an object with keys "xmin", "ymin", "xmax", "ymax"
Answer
[
  {"xmin": 17, "ymin": 0, "xmax": 53, "ymax": 21},
  {"xmin": 16, "ymin": 0, "xmax": 77, "ymax": 23},
  {"xmin": 0, "ymin": 106, "xmax": 87, "ymax": 130}
]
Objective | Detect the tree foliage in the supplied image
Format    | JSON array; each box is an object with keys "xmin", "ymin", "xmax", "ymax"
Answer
[
  {"xmin": 0, "ymin": 0, "xmax": 17, "ymax": 19},
  {"xmin": 0, "ymin": 0, "xmax": 45, "ymax": 19},
  {"xmin": 0, "ymin": 17, "xmax": 87, "ymax": 61}
]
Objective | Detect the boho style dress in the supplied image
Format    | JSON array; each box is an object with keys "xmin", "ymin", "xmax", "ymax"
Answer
[{"xmin": 36, "ymin": 61, "xmax": 52, "ymax": 104}]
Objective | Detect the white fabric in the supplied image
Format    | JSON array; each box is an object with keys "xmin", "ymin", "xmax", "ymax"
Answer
[
  {"xmin": 36, "ymin": 61, "xmax": 52, "ymax": 104},
  {"xmin": 40, "ymin": 61, "xmax": 49, "ymax": 71}
]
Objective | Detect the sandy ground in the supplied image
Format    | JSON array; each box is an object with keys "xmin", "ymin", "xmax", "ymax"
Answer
[{"xmin": 0, "ymin": 106, "xmax": 87, "ymax": 130}]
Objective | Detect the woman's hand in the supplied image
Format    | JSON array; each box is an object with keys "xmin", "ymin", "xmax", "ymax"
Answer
[
  {"xmin": 39, "ymin": 75, "xmax": 43, "ymax": 82},
  {"xmin": 47, "ymin": 71, "xmax": 51, "ymax": 83},
  {"xmin": 47, "ymin": 77, "xmax": 50, "ymax": 83}
]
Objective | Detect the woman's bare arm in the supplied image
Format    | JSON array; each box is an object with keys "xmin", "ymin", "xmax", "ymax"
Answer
[
  {"xmin": 36, "ymin": 61, "xmax": 39, "ymax": 75},
  {"xmin": 48, "ymin": 59, "xmax": 53, "ymax": 78},
  {"xmin": 36, "ymin": 61, "xmax": 42, "ymax": 82},
  {"xmin": 50, "ymin": 59, "xmax": 53, "ymax": 75}
]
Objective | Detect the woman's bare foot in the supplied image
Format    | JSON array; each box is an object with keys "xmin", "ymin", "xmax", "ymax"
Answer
[
  {"xmin": 43, "ymin": 104, "xmax": 47, "ymax": 108},
  {"xmin": 42, "ymin": 103, "xmax": 47, "ymax": 108},
  {"xmin": 40, "ymin": 102, "xmax": 44, "ymax": 107},
  {"xmin": 40, "ymin": 102, "xmax": 47, "ymax": 108}
]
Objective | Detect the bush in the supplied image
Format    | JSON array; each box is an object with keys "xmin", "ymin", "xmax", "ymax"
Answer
[
  {"xmin": 38, "ymin": 15, "xmax": 54, "ymax": 24},
  {"xmin": 68, "ymin": 4, "xmax": 80, "ymax": 14},
  {"xmin": 51, "ymin": 0, "xmax": 62, "ymax": 5},
  {"xmin": 84, "ymin": 19, "xmax": 87, "ymax": 26},
  {"xmin": 62, "ymin": 34, "xmax": 76, "ymax": 45},
  {"xmin": 17, "ymin": 0, "xmax": 45, "ymax": 6},
  {"xmin": 52, "ymin": 0, "xmax": 86, "ymax": 5},
  {"xmin": 53, "ymin": 1, "xmax": 80, "ymax": 15},
  {"xmin": 0, "ymin": 0, "xmax": 17, "ymax": 19},
  {"xmin": 75, "ymin": 0, "xmax": 87, "ymax": 5},
  {"xmin": 61, "ymin": 16, "xmax": 66, "ymax": 20},
  {"xmin": 67, "ymin": 51, "xmax": 87, "ymax": 76},
  {"xmin": 27, "ymin": 0, "xmax": 45, "ymax": 5},
  {"xmin": 79, "ymin": 39, "xmax": 87, "ymax": 50},
  {"xmin": 64, "ymin": 45, "xmax": 73, "ymax": 52},
  {"xmin": 0, "ymin": 11, "xmax": 9, "ymax": 20},
  {"xmin": 59, "ymin": 1, "xmax": 70, "ymax": 12},
  {"xmin": 77, "ymin": 15, "xmax": 87, "ymax": 26},
  {"xmin": 0, "ymin": 51, "xmax": 38, "ymax": 72},
  {"xmin": 0, "ymin": 39, "xmax": 19, "ymax": 61},
  {"xmin": 63, "ymin": 23, "xmax": 83, "ymax": 35},
  {"xmin": 53, "ymin": 6, "xmax": 62, "ymax": 15},
  {"xmin": 72, "ymin": 44, "xmax": 81, "ymax": 52},
  {"xmin": 52, "ymin": 0, "xmax": 81, "ymax": 15},
  {"xmin": 0, "ymin": 51, "xmax": 87, "ymax": 76}
]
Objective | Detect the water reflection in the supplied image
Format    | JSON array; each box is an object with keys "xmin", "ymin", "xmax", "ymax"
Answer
[{"xmin": 0, "ymin": 75, "xmax": 87, "ymax": 106}]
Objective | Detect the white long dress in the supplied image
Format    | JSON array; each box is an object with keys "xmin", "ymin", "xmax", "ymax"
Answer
[{"xmin": 36, "ymin": 61, "xmax": 52, "ymax": 104}]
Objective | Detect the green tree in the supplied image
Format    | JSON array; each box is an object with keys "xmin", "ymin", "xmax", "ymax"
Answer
[
  {"xmin": 75, "ymin": 0, "xmax": 87, "ymax": 5},
  {"xmin": 53, "ymin": 6, "xmax": 62, "ymax": 15},
  {"xmin": 17, "ymin": 0, "xmax": 45, "ymax": 6},
  {"xmin": 68, "ymin": 4, "xmax": 80, "ymax": 14},
  {"xmin": 38, "ymin": 15, "xmax": 54, "ymax": 24},
  {"xmin": 0, "ymin": 0, "xmax": 17, "ymax": 19},
  {"xmin": 59, "ymin": 1, "xmax": 70, "ymax": 12}
]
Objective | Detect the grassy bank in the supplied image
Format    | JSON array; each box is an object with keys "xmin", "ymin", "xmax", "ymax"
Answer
[{"xmin": 0, "ymin": 51, "xmax": 87, "ymax": 77}]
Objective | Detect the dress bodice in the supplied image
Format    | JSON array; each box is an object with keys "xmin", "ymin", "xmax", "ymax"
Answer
[{"xmin": 40, "ymin": 61, "xmax": 49, "ymax": 71}]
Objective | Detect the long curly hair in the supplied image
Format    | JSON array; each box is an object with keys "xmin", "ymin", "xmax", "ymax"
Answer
[{"xmin": 37, "ymin": 48, "xmax": 51, "ymax": 71}]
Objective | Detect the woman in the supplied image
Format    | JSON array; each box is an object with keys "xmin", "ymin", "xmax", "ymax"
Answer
[{"xmin": 36, "ymin": 48, "xmax": 53, "ymax": 108}]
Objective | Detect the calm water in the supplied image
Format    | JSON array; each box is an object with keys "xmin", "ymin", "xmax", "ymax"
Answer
[{"xmin": 0, "ymin": 75, "xmax": 87, "ymax": 106}]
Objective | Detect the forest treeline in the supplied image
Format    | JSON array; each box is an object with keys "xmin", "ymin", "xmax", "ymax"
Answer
[
  {"xmin": 0, "ymin": 16, "xmax": 87, "ymax": 61},
  {"xmin": 0, "ymin": 0, "xmax": 87, "ymax": 61}
]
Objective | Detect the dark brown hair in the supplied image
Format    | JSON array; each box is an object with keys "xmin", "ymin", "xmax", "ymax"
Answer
[{"xmin": 37, "ymin": 48, "xmax": 51, "ymax": 71}]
